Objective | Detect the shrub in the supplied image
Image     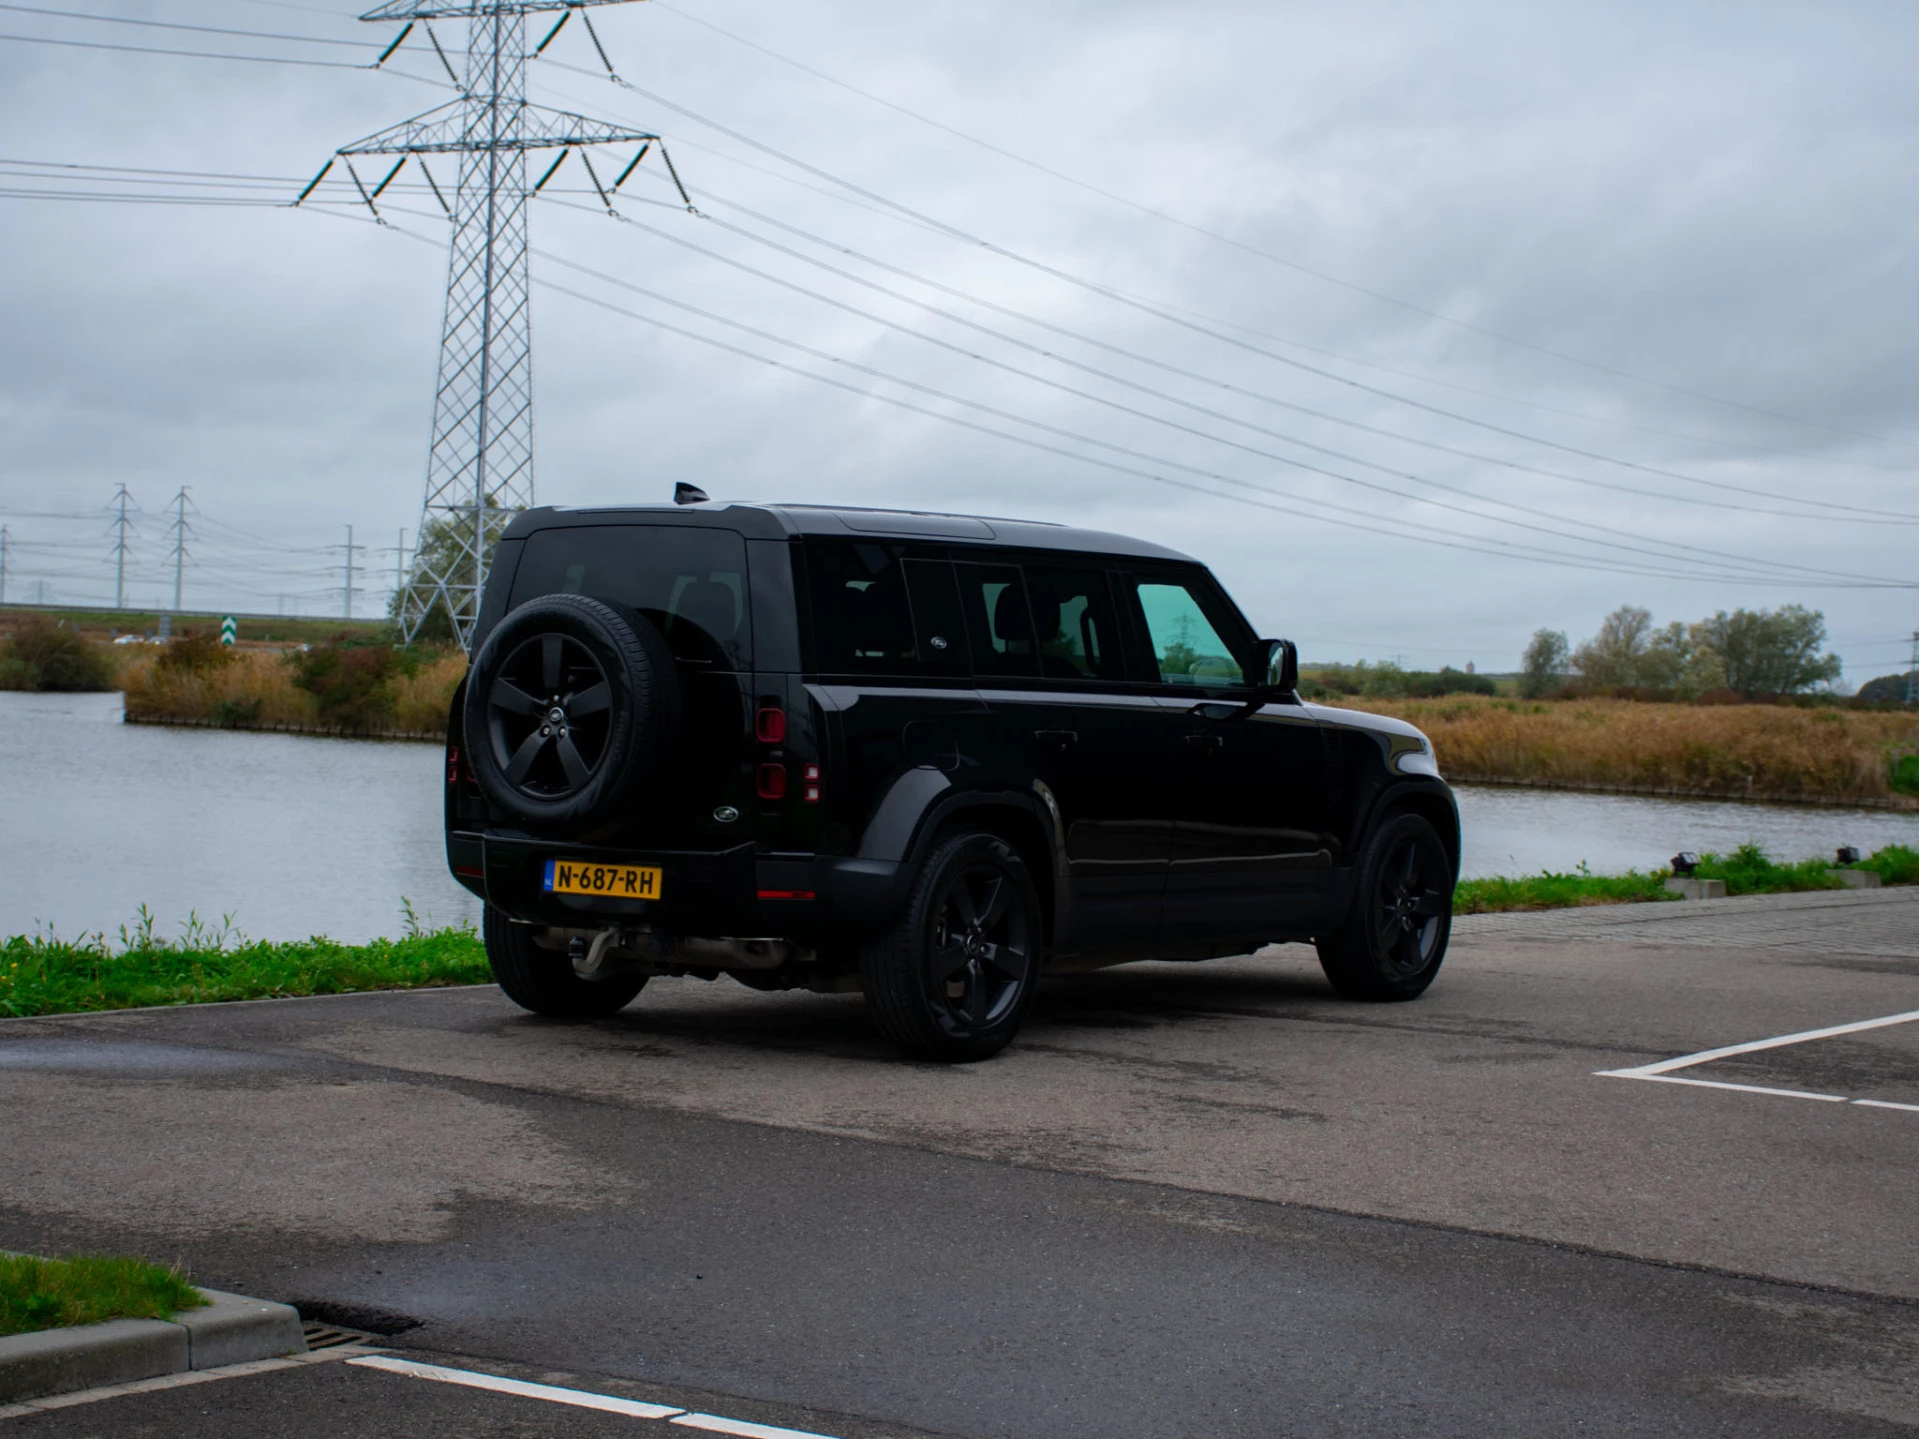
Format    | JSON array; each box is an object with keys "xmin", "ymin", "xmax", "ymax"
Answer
[
  {"xmin": 0, "ymin": 616, "xmax": 115, "ymax": 692},
  {"xmin": 157, "ymin": 627, "xmax": 235, "ymax": 675},
  {"xmin": 289, "ymin": 636, "xmax": 401, "ymax": 731}
]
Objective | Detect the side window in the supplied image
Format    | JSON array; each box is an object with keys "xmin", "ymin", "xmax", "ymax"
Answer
[
  {"xmin": 1022, "ymin": 564, "xmax": 1125, "ymax": 682},
  {"xmin": 902, "ymin": 559, "xmax": 969, "ymax": 676},
  {"xmin": 1130, "ymin": 575, "xmax": 1247, "ymax": 689},
  {"xmin": 806, "ymin": 541, "xmax": 918, "ymax": 674},
  {"xmin": 955, "ymin": 563, "xmax": 1039, "ymax": 678}
]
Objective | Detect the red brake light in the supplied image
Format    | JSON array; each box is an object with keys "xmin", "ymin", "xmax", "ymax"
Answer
[
  {"xmin": 755, "ymin": 707, "xmax": 787, "ymax": 744},
  {"xmin": 756, "ymin": 762, "xmax": 788, "ymax": 800},
  {"xmin": 446, "ymin": 746, "xmax": 461, "ymax": 784}
]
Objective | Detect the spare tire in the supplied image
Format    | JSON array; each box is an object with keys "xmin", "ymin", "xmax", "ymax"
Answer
[{"xmin": 464, "ymin": 594, "xmax": 681, "ymax": 837}]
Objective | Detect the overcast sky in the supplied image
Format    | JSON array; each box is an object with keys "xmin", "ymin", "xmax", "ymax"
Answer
[{"xmin": 1, "ymin": 0, "xmax": 1914, "ymax": 676}]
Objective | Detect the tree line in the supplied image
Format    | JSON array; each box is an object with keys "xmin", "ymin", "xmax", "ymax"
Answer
[{"xmin": 1520, "ymin": 604, "xmax": 1842, "ymax": 700}]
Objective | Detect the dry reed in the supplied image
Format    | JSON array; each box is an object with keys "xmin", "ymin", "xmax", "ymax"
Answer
[
  {"xmin": 119, "ymin": 649, "xmax": 319, "ymax": 728},
  {"xmin": 1327, "ymin": 695, "xmax": 1917, "ymax": 804}
]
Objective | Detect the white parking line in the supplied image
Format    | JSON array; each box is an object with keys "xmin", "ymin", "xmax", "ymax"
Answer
[
  {"xmin": 346, "ymin": 1356, "xmax": 844, "ymax": 1437},
  {"xmin": 1595, "ymin": 1010, "xmax": 1920, "ymax": 1111}
]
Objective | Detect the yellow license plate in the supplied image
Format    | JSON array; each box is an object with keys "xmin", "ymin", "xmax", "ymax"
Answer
[{"xmin": 542, "ymin": 860, "xmax": 662, "ymax": 899}]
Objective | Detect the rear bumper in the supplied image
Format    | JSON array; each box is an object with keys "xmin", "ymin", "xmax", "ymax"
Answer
[{"xmin": 448, "ymin": 831, "xmax": 904, "ymax": 941}]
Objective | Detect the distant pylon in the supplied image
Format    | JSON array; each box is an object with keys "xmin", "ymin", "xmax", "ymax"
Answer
[{"xmin": 311, "ymin": 0, "xmax": 664, "ymax": 648}]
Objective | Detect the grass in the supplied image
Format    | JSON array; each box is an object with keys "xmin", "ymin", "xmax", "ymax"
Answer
[
  {"xmin": 1454, "ymin": 843, "xmax": 1917, "ymax": 914},
  {"xmin": 0, "ymin": 908, "xmax": 489, "ymax": 1019},
  {"xmin": 0, "ymin": 1253, "xmax": 206, "ymax": 1338},
  {"xmin": 1323, "ymin": 694, "xmax": 1917, "ymax": 805}
]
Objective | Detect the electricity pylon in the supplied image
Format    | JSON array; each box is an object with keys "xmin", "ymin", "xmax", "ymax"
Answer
[{"xmin": 313, "ymin": 0, "xmax": 661, "ymax": 647}]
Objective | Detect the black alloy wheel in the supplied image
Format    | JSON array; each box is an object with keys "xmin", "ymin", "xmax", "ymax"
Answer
[
  {"xmin": 862, "ymin": 831, "xmax": 1041, "ymax": 1061},
  {"xmin": 486, "ymin": 633, "xmax": 614, "ymax": 801},
  {"xmin": 1316, "ymin": 810, "xmax": 1452, "ymax": 1001},
  {"xmin": 927, "ymin": 858, "xmax": 1034, "ymax": 1035},
  {"xmin": 1373, "ymin": 830, "xmax": 1448, "ymax": 977}
]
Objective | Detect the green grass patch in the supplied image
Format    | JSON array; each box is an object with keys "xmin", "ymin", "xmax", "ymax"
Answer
[
  {"xmin": 1454, "ymin": 842, "xmax": 1916, "ymax": 914},
  {"xmin": 1850, "ymin": 843, "xmax": 1918, "ymax": 886},
  {"xmin": 0, "ymin": 1254, "xmax": 206, "ymax": 1338},
  {"xmin": 1891, "ymin": 751, "xmax": 1918, "ymax": 797},
  {"xmin": 0, "ymin": 908, "xmax": 488, "ymax": 1019}
]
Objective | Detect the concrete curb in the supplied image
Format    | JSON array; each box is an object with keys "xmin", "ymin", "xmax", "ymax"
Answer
[{"xmin": 0, "ymin": 1288, "xmax": 306, "ymax": 1404}]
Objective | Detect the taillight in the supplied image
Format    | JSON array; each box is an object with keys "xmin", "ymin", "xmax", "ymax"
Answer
[
  {"xmin": 802, "ymin": 762, "xmax": 822, "ymax": 804},
  {"xmin": 446, "ymin": 745, "xmax": 461, "ymax": 784},
  {"xmin": 755, "ymin": 706, "xmax": 787, "ymax": 744},
  {"xmin": 756, "ymin": 763, "xmax": 788, "ymax": 800}
]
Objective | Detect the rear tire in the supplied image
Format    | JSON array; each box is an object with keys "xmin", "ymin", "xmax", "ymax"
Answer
[
  {"xmin": 484, "ymin": 906, "xmax": 645, "ymax": 1019},
  {"xmin": 1316, "ymin": 812, "xmax": 1452, "ymax": 1002},
  {"xmin": 861, "ymin": 830, "xmax": 1041, "ymax": 1062}
]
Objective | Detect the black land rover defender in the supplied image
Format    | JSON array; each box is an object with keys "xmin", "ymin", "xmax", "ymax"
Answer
[{"xmin": 444, "ymin": 502, "xmax": 1459, "ymax": 1061}]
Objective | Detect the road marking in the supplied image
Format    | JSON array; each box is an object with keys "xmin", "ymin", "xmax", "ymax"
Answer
[
  {"xmin": 348, "ymin": 1357, "xmax": 682, "ymax": 1419},
  {"xmin": 347, "ymin": 1356, "xmax": 847, "ymax": 1436},
  {"xmin": 0, "ymin": 1344, "xmax": 381, "ymax": 1420},
  {"xmin": 672, "ymin": 1413, "xmax": 844, "ymax": 1439},
  {"xmin": 1594, "ymin": 1010, "xmax": 1918, "ymax": 1109}
]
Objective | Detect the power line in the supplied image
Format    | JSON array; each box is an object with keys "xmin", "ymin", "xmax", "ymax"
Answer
[
  {"xmin": 0, "ymin": 30, "xmax": 450, "ymax": 84},
  {"xmin": 675, "ymin": 186, "xmax": 1916, "ymax": 523},
  {"xmin": 0, "ymin": 4, "xmax": 373, "ymax": 47},
  {"xmin": 541, "ymin": 64, "xmax": 1919, "ymax": 520},
  {"xmin": 641, "ymin": 2, "xmax": 1916, "ymax": 450},
  {"xmin": 541, "ymin": 194, "xmax": 1902, "ymax": 586},
  {"xmin": 533, "ymin": 232, "xmax": 1905, "ymax": 589}
]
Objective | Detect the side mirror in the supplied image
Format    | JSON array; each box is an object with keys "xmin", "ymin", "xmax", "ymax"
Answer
[{"xmin": 1262, "ymin": 638, "xmax": 1298, "ymax": 695}]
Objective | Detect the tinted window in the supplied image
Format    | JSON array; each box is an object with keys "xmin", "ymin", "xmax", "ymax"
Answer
[
  {"xmin": 1131, "ymin": 575, "xmax": 1246, "ymax": 688},
  {"xmin": 1023, "ymin": 564, "xmax": 1124, "ymax": 682},
  {"xmin": 806, "ymin": 542, "xmax": 966, "ymax": 676},
  {"xmin": 510, "ymin": 525, "xmax": 750, "ymax": 669},
  {"xmin": 956, "ymin": 562, "xmax": 1038, "ymax": 678}
]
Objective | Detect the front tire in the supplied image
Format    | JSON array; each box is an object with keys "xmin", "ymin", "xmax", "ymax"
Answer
[
  {"xmin": 861, "ymin": 831, "xmax": 1041, "ymax": 1062},
  {"xmin": 1316, "ymin": 812, "xmax": 1452, "ymax": 1001},
  {"xmin": 485, "ymin": 906, "xmax": 645, "ymax": 1019}
]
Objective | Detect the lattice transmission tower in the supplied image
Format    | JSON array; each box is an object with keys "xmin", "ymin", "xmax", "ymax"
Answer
[{"xmin": 310, "ymin": 0, "xmax": 661, "ymax": 646}]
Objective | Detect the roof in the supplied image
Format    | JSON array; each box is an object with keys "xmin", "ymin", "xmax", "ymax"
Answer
[{"xmin": 503, "ymin": 501, "xmax": 1199, "ymax": 563}]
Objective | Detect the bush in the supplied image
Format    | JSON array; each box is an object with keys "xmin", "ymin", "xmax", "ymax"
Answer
[
  {"xmin": 0, "ymin": 616, "xmax": 116, "ymax": 692},
  {"xmin": 1853, "ymin": 844, "xmax": 1917, "ymax": 886},
  {"xmin": 157, "ymin": 627, "xmax": 235, "ymax": 675},
  {"xmin": 289, "ymin": 635, "xmax": 402, "ymax": 731}
]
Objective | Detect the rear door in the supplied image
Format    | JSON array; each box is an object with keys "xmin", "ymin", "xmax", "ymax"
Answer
[
  {"xmin": 955, "ymin": 556, "xmax": 1174, "ymax": 950},
  {"xmin": 1119, "ymin": 567, "xmax": 1334, "ymax": 941}
]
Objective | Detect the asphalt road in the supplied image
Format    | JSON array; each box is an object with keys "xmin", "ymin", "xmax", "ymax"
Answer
[{"xmin": 2, "ymin": 887, "xmax": 1914, "ymax": 1437}]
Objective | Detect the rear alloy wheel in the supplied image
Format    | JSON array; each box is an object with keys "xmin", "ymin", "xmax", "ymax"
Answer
[
  {"xmin": 862, "ymin": 831, "xmax": 1040, "ymax": 1061},
  {"xmin": 1316, "ymin": 811, "xmax": 1452, "ymax": 1001},
  {"xmin": 484, "ymin": 906, "xmax": 645, "ymax": 1019}
]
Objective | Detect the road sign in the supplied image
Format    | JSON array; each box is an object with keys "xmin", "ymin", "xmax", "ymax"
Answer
[{"xmin": 220, "ymin": 616, "xmax": 237, "ymax": 647}]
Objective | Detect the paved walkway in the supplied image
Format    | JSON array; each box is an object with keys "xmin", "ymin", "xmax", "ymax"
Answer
[{"xmin": 1455, "ymin": 885, "xmax": 1917, "ymax": 956}]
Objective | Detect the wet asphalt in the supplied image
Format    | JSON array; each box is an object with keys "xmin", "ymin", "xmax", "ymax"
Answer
[{"xmin": 0, "ymin": 894, "xmax": 1914, "ymax": 1437}]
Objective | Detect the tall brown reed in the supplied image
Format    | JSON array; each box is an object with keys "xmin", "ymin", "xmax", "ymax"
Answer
[{"xmin": 1327, "ymin": 695, "xmax": 1917, "ymax": 803}]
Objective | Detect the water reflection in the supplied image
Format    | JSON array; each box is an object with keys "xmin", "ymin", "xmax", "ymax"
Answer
[{"xmin": 0, "ymin": 692, "xmax": 1912, "ymax": 940}]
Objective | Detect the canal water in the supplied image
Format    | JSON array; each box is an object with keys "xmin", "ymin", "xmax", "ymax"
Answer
[{"xmin": 2, "ymin": 691, "xmax": 1913, "ymax": 943}]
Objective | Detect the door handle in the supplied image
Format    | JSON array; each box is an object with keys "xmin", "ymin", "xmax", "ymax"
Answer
[
  {"xmin": 1034, "ymin": 729, "xmax": 1079, "ymax": 747},
  {"xmin": 1183, "ymin": 733, "xmax": 1224, "ymax": 749}
]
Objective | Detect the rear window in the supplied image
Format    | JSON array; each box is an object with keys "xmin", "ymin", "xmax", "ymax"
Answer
[{"xmin": 509, "ymin": 525, "xmax": 751, "ymax": 669}]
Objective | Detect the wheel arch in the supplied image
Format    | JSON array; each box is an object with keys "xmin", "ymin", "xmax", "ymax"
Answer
[{"xmin": 1357, "ymin": 780, "xmax": 1461, "ymax": 883}]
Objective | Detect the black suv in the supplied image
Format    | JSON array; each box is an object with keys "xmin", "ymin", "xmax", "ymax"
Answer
[{"xmin": 445, "ymin": 502, "xmax": 1459, "ymax": 1060}]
